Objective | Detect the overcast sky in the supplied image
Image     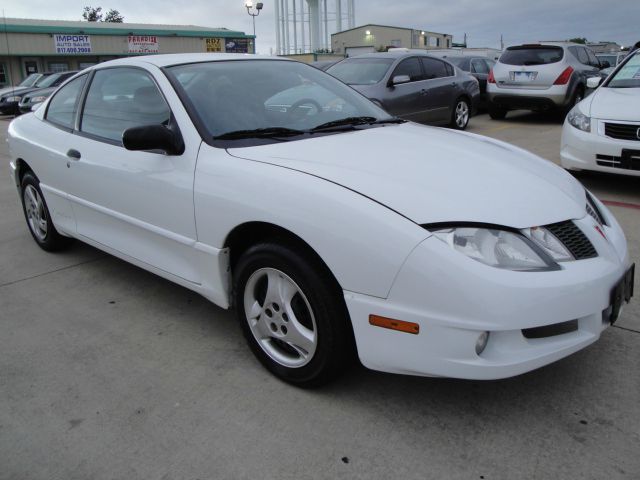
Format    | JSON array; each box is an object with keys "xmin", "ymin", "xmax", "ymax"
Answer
[{"xmin": 4, "ymin": 0, "xmax": 639, "ymax": 53}]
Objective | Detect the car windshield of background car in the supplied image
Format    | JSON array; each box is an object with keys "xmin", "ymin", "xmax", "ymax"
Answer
[{"xmin": 326, "ymin": 58, "xmax": 395, "ymax": 85}]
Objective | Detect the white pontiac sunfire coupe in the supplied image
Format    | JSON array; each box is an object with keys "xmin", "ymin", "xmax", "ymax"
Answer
[{"xmin": 8, "ymin": 54, "xmax": 634, "ymax": 386}]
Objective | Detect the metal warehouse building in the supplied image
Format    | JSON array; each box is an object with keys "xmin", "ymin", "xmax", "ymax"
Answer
[
  {"xmin": 0, "ymin": 18, "xmax": 255, "ymax": 86},
  {"xmin": 331, "ymin": 24, "xmax": 453, "ymax": 57}
]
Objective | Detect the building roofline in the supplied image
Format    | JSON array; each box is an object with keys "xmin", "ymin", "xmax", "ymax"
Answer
[
  {"xmin": 0, "ymin": 19, "xmax": 252, "ymax": 38},
  {"xmin": 331, "ymin": 24, "xmax": 452, "ymax": 37}
]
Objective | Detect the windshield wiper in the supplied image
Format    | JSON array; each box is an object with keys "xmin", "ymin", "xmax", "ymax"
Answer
[
  {"xmin": 311, "ymin": 116, "xmax": 404, "ymax": 132},
  {"xmin": 213, "ymin": 127, "xmax": 306, "ymax": 140}
]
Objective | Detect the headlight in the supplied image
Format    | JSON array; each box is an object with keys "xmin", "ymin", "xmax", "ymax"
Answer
[
  {"xmin": 29, "ymin": 96, "xmax": 47, "ymax": 103},
  {"xmin": 521, "ymin": 227, "xmax": 573, "ymax": 261},
  {"xmin": 567, "ymin": 107, "xmax": 591, "ymax": 132},
  {"xmin": 432, "ymin": 227, "xmax": 559, "ymax": 271},
  {"xmin": 4, "ymin": 96, "xmax": 21, "ymax": 102}
]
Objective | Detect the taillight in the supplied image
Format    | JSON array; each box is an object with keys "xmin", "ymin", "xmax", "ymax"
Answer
[
  {"xmin": 554, "ymin": 66, "xmax": 574, "ymax": 85},
  {"xmin": 488, "ymin": 69, "xmax": 496, "ymax": 83}
]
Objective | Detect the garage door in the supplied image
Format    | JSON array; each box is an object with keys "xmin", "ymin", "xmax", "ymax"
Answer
[{"xmin": 346, "ymin": 46, "xmax": 376, "ymax": 57}]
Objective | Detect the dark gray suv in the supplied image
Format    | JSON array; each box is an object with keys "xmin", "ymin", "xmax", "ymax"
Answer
[{"xmin": 327, "ymin": 52, "xmax": 480, "ymax": 130}]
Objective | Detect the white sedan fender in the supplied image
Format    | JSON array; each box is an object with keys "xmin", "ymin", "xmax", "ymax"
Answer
[{"xmin": 194, "ymin": 143, "xmax": 430, "ymax": 301}]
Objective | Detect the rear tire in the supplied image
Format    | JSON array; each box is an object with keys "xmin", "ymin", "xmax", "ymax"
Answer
[
  {"xmin": 488, "ymin": 103, "xmax": 507, "ymax": 120},
  {"xmin": 233, "ymin": 242, "xmax": 354, "ymax": 387},
  {"xmin": 450, "ymin": 97, "xmax": 470, "ymax": 130},
  {"xmin": 20, "ymin": 171, "xmax": 73, "ymax": 252}
]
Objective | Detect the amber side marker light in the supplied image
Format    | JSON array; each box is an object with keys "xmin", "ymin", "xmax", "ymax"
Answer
[{"xmin": 369, "ymin": 315, "xmax": 420, "ymax": 335}]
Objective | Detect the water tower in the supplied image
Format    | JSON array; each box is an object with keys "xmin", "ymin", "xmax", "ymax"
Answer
[{"xmin": 274, "ymin": 0, "xmax": 355, "ymax": 55}]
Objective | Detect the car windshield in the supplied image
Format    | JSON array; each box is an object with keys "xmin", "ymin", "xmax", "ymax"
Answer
[
  {"xmin": 597, "ymin": 55, "xmax": 617, "ymax": 66},
  {"xmin": 166, "ymin": 60, "xmax": 392, "ymax": 140},
  {"xmin": 326, "ymin": 58, "xmax": 394, "ymax": 85},
  {"xmin": 18, "ymin": 74, "xmax": 41, "ymax": 87},
  {"xmin": 500, "ymin": 46, "xmax": 564, "ymax": 66},
  {"xmin": 607, "ymin": 53, "xmax": 640, "ymax": 88},
  {"xmin": 35, "ymin": 73, "xmax": 64, "ymax": 88},
  {"xmin": 445, "ymin": 57, "xmax": 470, "ymax": 71}
]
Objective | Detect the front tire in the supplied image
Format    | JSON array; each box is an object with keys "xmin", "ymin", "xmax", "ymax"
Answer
[
  {"xmin": 450, "ymin": 97, "xmax": 470, "ymax": 130},
  {"xmin": 233, "ymin": 242, "xmax": 353, "ymax": 387},
  {"xmin": 20, "ymin": 171, "xmax": 73, "ymax": 252}
]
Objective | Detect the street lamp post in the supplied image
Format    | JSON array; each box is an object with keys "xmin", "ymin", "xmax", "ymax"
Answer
[{"xmin": 245, "ymin": 1, "xmax": 263, "ymax": 51}]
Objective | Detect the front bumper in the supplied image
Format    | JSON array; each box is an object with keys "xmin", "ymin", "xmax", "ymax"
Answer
[
  {"xmin": 561, "ymin": 119, "xmax": 640, "ymax": 177},
  {"xmin": 345, "ymin": 210, "xmax": 631, "ymax": 380}
]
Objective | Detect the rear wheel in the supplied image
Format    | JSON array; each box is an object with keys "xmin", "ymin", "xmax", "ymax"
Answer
[
  {"xmin": 20, "ymin": 171, "xmax": 73, "ymax": 252},
  {"xmin": 488, "ymin": 103, "xmax": 507, "ymax": 120},
  {"xmin": 450, "ymin": 97, "xmax": 470, "ymax": 130},
  {"xmin": 233, "ymin": 242, "xmax": 354, "ymax": 387}
]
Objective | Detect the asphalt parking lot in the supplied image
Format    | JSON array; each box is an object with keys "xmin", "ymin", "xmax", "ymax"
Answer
[{"xmin": 1, "ymin": 112, "xmax": 639, "ymax": 479}]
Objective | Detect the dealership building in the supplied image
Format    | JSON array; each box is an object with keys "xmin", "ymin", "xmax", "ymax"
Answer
[{"xmin": 0, "ymin": 18, "xmax": 255, "ymax": 86}]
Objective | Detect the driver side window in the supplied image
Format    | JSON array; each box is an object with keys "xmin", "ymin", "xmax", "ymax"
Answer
[
  {"xmin": 80, "ymin": 67, "xmax": 170, "ymax": 144},
  {"xmin": 392, "ymin": 58, "xmax": 423, "ymax": 82}
]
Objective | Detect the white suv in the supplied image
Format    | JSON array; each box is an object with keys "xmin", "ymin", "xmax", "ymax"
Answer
[{"xmin": 487, "ymin": 42, "xmax": 606, "ymax": 119}]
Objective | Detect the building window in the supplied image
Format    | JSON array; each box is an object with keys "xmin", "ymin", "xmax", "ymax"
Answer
[
  {"xmin": 0, "ymin": 63, "xmax": 7, "ymax": 85},
  {"xmin": 78, "ymin": 62, "xmax": 97, "ymax": 70},
  {"xmin": 391, "ymin": 39, "xmax": 401, "ymax": 47},
  {"xmin": 447, "ymin": 38, "xmax": 451, "ymax": 48},
  {"xmin": 436, "ymin": 38, "xmax": 441, "ymax": 47},
  {"xmin": 48, "ymin": 62, "xmax": 69, "ymax": 73}
]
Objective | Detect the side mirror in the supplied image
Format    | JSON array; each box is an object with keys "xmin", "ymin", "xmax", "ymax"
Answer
[
  {"xmin": 599, "ymin": 60, "xmax": 611, "ymax": 69},
  {"xmin": 586, "ymin": 77, "xmax": 602, "ymax": 89},
  {"xmin": 122, "ymin": 124, "xmax": 184, "ymax": 155},
  {"xmin": 391, "ymin": 75, "xmax": 411, "ymax": 86}
]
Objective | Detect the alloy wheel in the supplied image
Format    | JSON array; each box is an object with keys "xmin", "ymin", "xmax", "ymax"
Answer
[
  {"xmin": 23, "ymin": 184, "xmax": 48, "ymax": 241},
  {"xmin": 455, "ymin": 101, "xmax": 469, "ymax": 128}
]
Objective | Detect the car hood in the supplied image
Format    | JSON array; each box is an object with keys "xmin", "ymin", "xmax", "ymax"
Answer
[
  {"xmin": 587, "ymin": 86, "xmax": 640, "ymax": 121},
  {"xmin": 227, "ymin": 123, "xmax": 586, "ymax": 228}
]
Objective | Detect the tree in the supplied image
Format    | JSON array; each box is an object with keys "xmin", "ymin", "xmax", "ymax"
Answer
[
  {"xmin": 104, "ymin": 9, "xmax": 124, "ymax": 23},
  {"xmin": 82, "ymin": 6, "xmax": 124, "ymax": 22},
  {"xmin": 568, "ymin": 37, "xmax": 587, "ymax": 44},
  {"xmin": 82, "ymin": 6, "xmax": 103, "ymax": 22}
]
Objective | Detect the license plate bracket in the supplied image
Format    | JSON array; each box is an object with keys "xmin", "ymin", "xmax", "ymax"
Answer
[{"xmin": 610, "ymin": 264, "xmax": 635, "ymax": 324}]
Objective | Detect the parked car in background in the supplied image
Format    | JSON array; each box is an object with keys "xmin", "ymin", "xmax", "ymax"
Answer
[
  {"xmin": 18, "ymin": 83, "xmax": 69, "ymax": 113},
  {"xmin": 561, "ymin": 50, "xmax": 640, "ymax": 176},
  {"xmin": 0, "ymin": 71, "xmax": 78, "ymax": 115},
  {"xmin": 8, "ymin": 54, "xmax": 633, "ymax": 386},
  {"xmin": 445, "ymin": 56, "xmax": 495, "ymax": 109},
  {"xmin": 311, "ymin": 60, "xmax": 340, "ymax": 71},
  {"xmin": 487, "ymin": 42, "xmax": 608, "ymax": 119},
  {"xmin": 596, "ymin": 53, "xmax": 626, "ymax": 69},
  {"xmin": 0, "ymin": 73, "xmax": 43, "ymax": 98},
  {"xmin": 327, "ymin": 51, "xmax": 480, "ymax": 130}
]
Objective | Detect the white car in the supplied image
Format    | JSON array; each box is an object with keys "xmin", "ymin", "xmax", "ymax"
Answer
[
  {"xmin": 562, "ymin": 50, "xmax": 640, "ymax": 176},
  {"xmin": 8, "ymin": 54, "xmax": 634, "ymax": 386}
]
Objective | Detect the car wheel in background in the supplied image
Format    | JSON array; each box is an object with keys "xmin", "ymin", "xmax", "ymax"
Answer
[
  {"xmin": 20, "ymin": 171, "xmax": 74, "ymax": 252},
  {"xmin": 488, "ymin": 103, "xmax": 507, "ymax": 120},
  {"xmin": 451, "ymin": 98, "xmax": 470, "ymax": 130},
  {"xmin": 233, "ymin": 242, "xmax": 354, "ymax": 387}
]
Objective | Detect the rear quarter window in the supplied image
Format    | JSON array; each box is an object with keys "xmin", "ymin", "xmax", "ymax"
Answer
[{"xmin": 500, "ymin": 46, "xmax": 564, "ymax": 66}]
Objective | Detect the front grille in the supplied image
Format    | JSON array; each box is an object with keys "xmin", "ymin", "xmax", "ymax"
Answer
[
  {"xmin": 523, "ymin": 319, "xmax": 578, "ymax": 339},
  {"xmin": 604, "ymin": 122, "xmax": 640, "ymax": 141},
  {"xmin": 596, "ymin": 152, "xmax": 640, "ymax": 171},
  {"xmin": 544, "ymin": 220, "xmax": 597, "ymax": 260}
]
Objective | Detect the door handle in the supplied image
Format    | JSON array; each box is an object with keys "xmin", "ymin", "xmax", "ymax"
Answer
[
  {"xmin": 451, "ymin": 82, "xmax": 458, "ymax": 87},
  {"xmin": 420, "ymin": 89, "xmax": 429, "ymax": 95},
  {"xmin": 66, "ymin": 149, "xmax": 81, "ymax": 160}
]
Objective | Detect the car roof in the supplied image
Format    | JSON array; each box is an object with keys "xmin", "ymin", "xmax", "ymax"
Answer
[
  {"xmin": 342, "ymin": 51, "xmax": 446, "ymax": 61},
  {"xmin": 93, "ymin": 53, "xmax": 292, "ymax": 69}
]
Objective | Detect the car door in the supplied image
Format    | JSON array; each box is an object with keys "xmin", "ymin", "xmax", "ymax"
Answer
[
  {"xmin": 382, "ymin": 57, "xmax": 426, "ymax": 121},
  {"xmin": 31, "ymin": 73, "xmax": 90, "ymax": 235},
  {"xmin": 419, "ymin": 57, "xmax": 456, "ymax": 124},
  {"xmin": 65, "ymin": 66, "xmax": 202, "ymax": 283}
]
